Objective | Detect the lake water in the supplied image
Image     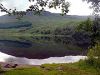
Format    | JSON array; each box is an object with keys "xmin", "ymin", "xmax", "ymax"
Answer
[{"xmin": 0, "ymin": 36, "xmax": 88, "ymax": 65}]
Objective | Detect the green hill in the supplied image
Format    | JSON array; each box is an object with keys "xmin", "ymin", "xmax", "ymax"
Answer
[{"xmin": 0, "ymin": 11, "xmax": 90, "ymax": 35}]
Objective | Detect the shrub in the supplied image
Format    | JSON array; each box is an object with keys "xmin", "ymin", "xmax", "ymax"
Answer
[
  {"xmin": 86, "ymin": 42, "xmax": 100, "ymax": 68},
  {"xmin": 76, "ymin": 17, "xmax": 100, "ymax": 47},
  {"xmin": 77, "ymin": 18, "xmax": 93, "ymax": 33}
]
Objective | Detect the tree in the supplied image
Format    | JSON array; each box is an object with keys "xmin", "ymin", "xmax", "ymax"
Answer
[
  {"xmin": 83, "ymin": 0, "xmax": 100, "ymax": 13},
  {"xmin": 77, "ymin": 18, "xmax": 93, "ymax": 32},
  {"xmin": 0, "ymin": 0, "xmax": 70, "ymax": 19},
  {"xmin": 83, "ymin": 0, "xmax": 100, "ymax": 68},
  {"xmin": 83, "ymin": 0, "xmax": 100, "ymax": 46},
  {"xmin": 77, "ymin": 17, "xmax": 100, "ymax": 47},
  {"xmin": 87, "ymin": 42, "xmax": 100, "ymax": 68}
]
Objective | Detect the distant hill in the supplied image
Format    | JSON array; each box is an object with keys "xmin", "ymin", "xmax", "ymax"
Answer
[
  {"xmin": 24, "ymin": 11, "xmax": 90, "ymax": 22},
  {"xmin": 0, "ymin": 11, "xmax": 90, "ymax": 23},
  {"xmin": 0, "ymin": 11, "xmax": 92, "ymax": 33}
]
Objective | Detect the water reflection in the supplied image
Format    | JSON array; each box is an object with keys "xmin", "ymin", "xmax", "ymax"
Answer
[
  {"xmin": 0, "ymin": 36, "xmax": 88, "ymax": 59},
  {"xmin": 0, "ymin": 40, "xmax": 32, "ymax": 48},
  {"xmin": 0, "ymin": 52, "xmax": 86, "ymax": 65}
]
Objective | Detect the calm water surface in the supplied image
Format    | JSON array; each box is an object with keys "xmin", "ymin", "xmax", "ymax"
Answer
[{"xmin": 0, "ymin": 36, "xmax": 88, "ymax": 65}]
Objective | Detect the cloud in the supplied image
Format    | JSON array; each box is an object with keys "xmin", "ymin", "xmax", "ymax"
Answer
[
  {"xmin": 1, "ymin": 0, "xmax": 30, "ymax": 11},
  {"xmin": 67, "ymin": 0, "xmax": 93, "ymax": 15}
]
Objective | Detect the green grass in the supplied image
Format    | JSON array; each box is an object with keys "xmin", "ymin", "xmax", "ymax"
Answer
[{"xmin": 2, "ymin": 60, "xmax": 100, "ymax": 75}]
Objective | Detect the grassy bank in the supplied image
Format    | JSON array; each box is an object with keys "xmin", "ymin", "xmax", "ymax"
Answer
[{"xmin": 1, "ymin": 60, "xmax": 100, "ymax": 75}]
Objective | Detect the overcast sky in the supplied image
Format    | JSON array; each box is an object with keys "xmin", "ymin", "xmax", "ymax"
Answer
[{"xmin": 0, "ymin": 0, "xmax": 93, "ymax": 16}]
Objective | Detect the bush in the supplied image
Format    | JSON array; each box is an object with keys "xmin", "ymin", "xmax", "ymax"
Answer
[
  {"xmin": 77, "ymin": 18, "xmax": 93, "ymax": 33},
  {"xmin": 86, "ymin": 42, "xmax": 100, "ymax": 68},
  {"xmin": 76, "ymin": 17, "xmax": 100, "ymax": 47}
]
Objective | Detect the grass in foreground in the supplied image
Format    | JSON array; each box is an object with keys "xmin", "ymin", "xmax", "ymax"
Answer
[{"xmin": 2, "ymin": 60, "xmax": 100, "ymax": 75}]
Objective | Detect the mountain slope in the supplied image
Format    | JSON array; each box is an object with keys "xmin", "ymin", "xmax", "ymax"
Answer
[
  {"xmin": 0, "ymin": 11, "xmax": 90, "ymax": 34},
  {"xmin": 0, "ymin": 11, "xmax": 89, "ymax": 23}
]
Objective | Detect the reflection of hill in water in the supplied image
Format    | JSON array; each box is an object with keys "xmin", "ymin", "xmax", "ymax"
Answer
[
  {"xmin": 0, "ymin": 40, "xmax": 32, "ymax": 48},
  {"xmin": 0, "ymin": 36, "xmax": 88, "ymax": 59}
]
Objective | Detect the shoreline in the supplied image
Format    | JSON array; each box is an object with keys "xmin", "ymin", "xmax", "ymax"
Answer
[{"xmin": 0, "ymin": 62, "xmax": 39, "ymax": 70}]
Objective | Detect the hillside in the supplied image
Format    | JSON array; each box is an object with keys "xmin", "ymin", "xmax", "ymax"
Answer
[
  {"xmin": 0, "ymin": 11, "xmax": 90, "ymax": 35},
  {"xmin": 0, "ymin": 11, "xmax": 89, "ymax": 23}
]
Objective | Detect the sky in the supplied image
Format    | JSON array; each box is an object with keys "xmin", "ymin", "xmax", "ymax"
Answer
[{"xmin": 0, "ymin": 0, "xmax": 93, "ymax": 16}]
